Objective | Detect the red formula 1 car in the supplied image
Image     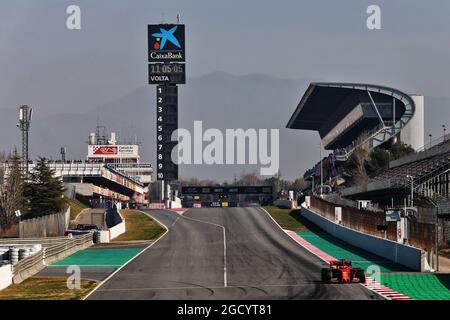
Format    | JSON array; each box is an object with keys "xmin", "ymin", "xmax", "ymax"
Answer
[{"xmin": 321, "ymin": 259, "xmax": 366, "ymax": 283}]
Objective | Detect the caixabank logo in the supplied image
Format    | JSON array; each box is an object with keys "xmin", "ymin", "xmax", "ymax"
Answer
[{"xmin": 148, "ymin": 24, "xmax": 185, "ymax": 62}]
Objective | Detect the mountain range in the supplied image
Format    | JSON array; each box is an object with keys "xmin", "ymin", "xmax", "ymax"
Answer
[{"xmin": 0, "ymin": 72, "xmax": 447, "ymax": 181}]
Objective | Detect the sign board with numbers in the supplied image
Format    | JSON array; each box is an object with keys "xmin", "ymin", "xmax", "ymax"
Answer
[
  {"xmin": 156, "ymin": 85, "xmax": 178, "ymax": 181},
  {"xmin": 148, "ymin": 24, "xmax": 185, "ymax": 182},
  {"xmin": 149, "ymin": 63, "xmax": 186, "ymax": 85}
]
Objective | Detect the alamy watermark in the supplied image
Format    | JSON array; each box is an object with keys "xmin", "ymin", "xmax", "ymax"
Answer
[
  {"xmin": 367, "ymin": 5, "xmax": 381, "ymax": 30},
  {"xmin": 171, "ymin": 121, "xmax": 279, "ymax": 176},
  {"xmin": 66, "ymin": 5, "xmax": 81, "ymax": 30},
  {"xmin": 65, "ymin": 4, "xmax": 381, "ymax": 31},
  {"xmin": 66, "ymin": 265, "xmax": 81, "ymax": 289}
]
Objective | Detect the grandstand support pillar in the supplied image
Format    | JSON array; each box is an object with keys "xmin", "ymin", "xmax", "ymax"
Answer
[
  {"xmin": 320, "ymin": 141, "xmax": 323, "ymax": 197},
  {"xmin": 367, "ymin": 91, "xmax": 385, "ymax": 127},
  {"xmin": 391, "ymin": 97, "xmax": 397, "ymax": 136}
]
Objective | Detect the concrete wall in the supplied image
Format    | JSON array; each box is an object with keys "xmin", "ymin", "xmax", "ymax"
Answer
[
  {"xmin": 0, "ymin": 264, "xmax": 12, "ymax": 291},
  {"xmin": 400, "ymin": 94, "xmax": 424, "ymax": 151},
  {"xmin": 64, "ymin": 184, "xmax": 76, "ymax": 199},
  {"xmin": 273, "ymin": 199, "xmax": 296, "ymax": 209},
  {"xmin": 109, "ymin": 221, "xmax": 126, "ymax": 240},
  {"xmin": 301, "ymin": 205, "xmax": 424, "ymax": 271},
  {"xmin": 109, "ymin": 210, "xmax": 126, "ymax": 240},
  {"xmin": 170, "ymin": 197, "xmax": 182, "ymax": 209},
  {"xmin": 69, "ymin": 183, "xmax": 94, "ymax": 197},
  {"xmin": 19, "ymin": 208, "xmax": 70, "ymax": 238},
  {"xmin": 0, "ymin": 224, "xmax": 19, "ymax": 238}
]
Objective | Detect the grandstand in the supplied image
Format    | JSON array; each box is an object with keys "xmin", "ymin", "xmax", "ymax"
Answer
[
  {"xmin": 341, "ymin": 136, "xmax": 450, "ymax": 211},
  {"xmin": 287, "ymin": 83, "xmax": 424, "ymax": 161},
  {"xmin": 23, "ymin": 125, "xmax": 153, "ymax": 207},
  {"xmin": 29, "ymin": 160, "xmax": 148, "ymax": 205},
  {"xmin": 287, "ymin": 82, "xmax": 450, "ymax": 246}
]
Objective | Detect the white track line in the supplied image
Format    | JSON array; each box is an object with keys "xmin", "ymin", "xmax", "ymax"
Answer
[
  {"xmin": 82, "ymin": 210, "xmax": 169, "ymax": 300},
  {"xmin": 181, "ymin": 212, "xmax": 228, "ymax": 288},
  {"xmin": 171, "ymin": 216, "xmax": 181, "ymax": 227}
]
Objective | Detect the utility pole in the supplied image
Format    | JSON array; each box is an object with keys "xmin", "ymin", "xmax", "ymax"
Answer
[{"xmin": 17, "ymin": 105, "xmax": 33, "ymax": 175}]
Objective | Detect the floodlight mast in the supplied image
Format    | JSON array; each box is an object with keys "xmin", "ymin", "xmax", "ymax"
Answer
[{"xmin": 18, "ymin": 105, "xmax": 32, "ymax": 175}]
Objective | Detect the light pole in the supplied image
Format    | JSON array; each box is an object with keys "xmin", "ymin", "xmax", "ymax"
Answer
[
  {"xmin": 406, "ymin": 175, "xmax": 414, "ymax": 207},
  {"xmin": 443, "ymin": 125, "xmax": 447, "ymax": 142},
  {"xmin": 429, "ymin": 134, "xmax": 432, "ymax": 149}
]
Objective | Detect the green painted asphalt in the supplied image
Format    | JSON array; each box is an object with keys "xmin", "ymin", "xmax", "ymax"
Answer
[
  {"xmin": 51, "ymin": 248, "xmax": 143, "ymax": 268},
  {"xmin": 377, "ymin": 273, "xmax": 450, "ymax": 300},
  {"xmin": 295, "ymin": 229, "xmax": 450, "ymax": 300},
  {"xmin": 296, "ymin": 230, "xmax": 410, "ymax": 273}
]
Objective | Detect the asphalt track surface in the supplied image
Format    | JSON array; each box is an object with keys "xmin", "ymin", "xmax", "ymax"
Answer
[{"xmin": 87, "ymin": 207, "xmax": 380, "ymax": 300}]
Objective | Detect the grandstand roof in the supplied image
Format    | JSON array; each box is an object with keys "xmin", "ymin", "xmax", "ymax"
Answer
[{"xmin": 286, "ymin": 83, "xmax": 413, "ymax": 132}]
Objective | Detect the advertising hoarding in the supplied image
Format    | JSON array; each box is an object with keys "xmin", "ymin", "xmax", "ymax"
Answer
[
  {"xmin": 88, "ymin": 145, "xmax": 139, "ymax": 158},
  {"xmin": 148, "ymin": 24, "xmax": 185, "ymax": 63}
]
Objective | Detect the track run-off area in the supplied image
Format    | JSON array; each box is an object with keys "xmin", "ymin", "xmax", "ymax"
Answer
[
  {"xmin": 84, "ymin": 207, "xmax": 380, "ymax": 300},
  {"xmin": 291, "ymin": 229, "xmax": 450, "ymax": 300}
]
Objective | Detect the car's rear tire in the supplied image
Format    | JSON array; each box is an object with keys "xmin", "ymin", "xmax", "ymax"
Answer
[
  {"xmin": 356, "ymin": 269, "xmax": 366, "ymax": 283},
  {"xmin": 321, "ymin": 268, "xmax": 332, "ymax": 283}
]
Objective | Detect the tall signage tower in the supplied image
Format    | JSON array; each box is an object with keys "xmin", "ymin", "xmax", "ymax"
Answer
[{"xmin": 148, "ymin": 23, "xmax": 186, "ymax": 204}]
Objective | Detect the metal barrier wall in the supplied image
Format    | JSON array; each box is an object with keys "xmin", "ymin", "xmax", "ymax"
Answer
[
  {"xmin": 310, "ymin": 197, "xmax": 436, "ymax": 251},
  {"xmin": 302, "ymin": 204, "xmax": 424, "ymax": 271},
  {"xmin": 7, "ymin": 233, "xmax": 93, "ymax": 283}
]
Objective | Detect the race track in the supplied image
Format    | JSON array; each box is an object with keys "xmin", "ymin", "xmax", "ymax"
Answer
[{"xmin": 86, "ymin": 207, "xmax": 380, "ymax": 300}]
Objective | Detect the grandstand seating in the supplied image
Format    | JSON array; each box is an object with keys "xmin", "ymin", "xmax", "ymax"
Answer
[{"xmin": 369, "ymin": 142, "xmax": 450, "ymax": 203}]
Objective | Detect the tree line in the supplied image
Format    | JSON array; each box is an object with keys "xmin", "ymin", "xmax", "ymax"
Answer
[{"xmin": 0, "ymin": 151, "xmax": 65, "ymax": 230}]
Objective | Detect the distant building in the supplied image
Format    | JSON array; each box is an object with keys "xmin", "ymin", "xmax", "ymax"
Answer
[{"xmin": 28, "ymin": 126, "xmax": 153, "ymax": 206}]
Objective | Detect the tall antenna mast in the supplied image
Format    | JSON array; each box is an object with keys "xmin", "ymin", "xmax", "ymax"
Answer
[{"xmin": 18, "ymin": 105, "xmax": 33, "ymax": 175}]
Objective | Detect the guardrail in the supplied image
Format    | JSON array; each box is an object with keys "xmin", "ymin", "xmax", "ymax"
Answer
[
  {"xmin": 9, "ymin": 233, "xmax": 93, "ymax": 284},
  {"xmin": 11, "ymin": 250, "xmax": 45, "ymax": 283},
  {"xmin": 0, "ymin": 236, "xmax": 69, "ymax": 248}
]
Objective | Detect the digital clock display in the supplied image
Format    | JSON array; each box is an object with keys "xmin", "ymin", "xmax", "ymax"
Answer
[{"xmin": 149, "ymin": 63, "xmax": 186, "ymax": 85}]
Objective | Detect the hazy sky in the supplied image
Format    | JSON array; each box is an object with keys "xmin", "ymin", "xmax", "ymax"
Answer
[
  {"xmin": 1, "ymin": 1, "xmax": 450, "ymax": 114},
  {"xmin": 1, "ymin": 0, "xmax": 450, "ymax": 178}
]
